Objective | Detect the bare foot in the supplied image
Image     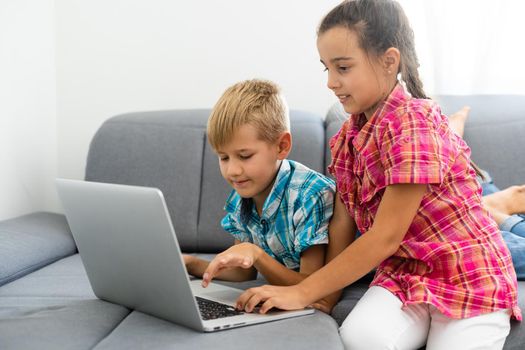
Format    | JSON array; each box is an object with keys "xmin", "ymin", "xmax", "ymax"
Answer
[
  {"xmin": 483, "ymin": 185, "xmax": 525, "ymax": 225},
  {"xmin": 448, "ymin": 106, "xmax": 470, "ymax": 138}
]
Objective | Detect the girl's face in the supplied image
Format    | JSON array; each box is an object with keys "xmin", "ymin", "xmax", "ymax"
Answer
[{"xmin": 317, "ymin": 26, "xmax": 394, "ymax": 119}]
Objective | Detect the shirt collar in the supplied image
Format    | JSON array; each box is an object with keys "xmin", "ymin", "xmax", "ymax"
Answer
[
  {"xmin": 224, "ymin": 159, "xmax": 292, "ymax": 222},
  {"xmin": 350, "ymin": 83, "xmax": 409, "ymax": 150}
]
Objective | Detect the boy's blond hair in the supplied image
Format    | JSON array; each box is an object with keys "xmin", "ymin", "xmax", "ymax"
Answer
[{"xmin": 207, "ymin": 79, "xmax": 290, "ymax": 150}]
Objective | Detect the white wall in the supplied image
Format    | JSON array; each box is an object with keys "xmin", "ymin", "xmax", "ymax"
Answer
[
  {"xmin": 55, "ymin": 0, "xmax": 341, "ymax": 181},
  {"xmin": 2, "ymin": 0, "xmax": 523, "ymax": 220},
  {"xmin": 0, "ymin": 0, "xmax": 58, "ymax": 220},
  {"xmin": 399, "ymin": 0, "xmax": 525, "ymax": 96}
]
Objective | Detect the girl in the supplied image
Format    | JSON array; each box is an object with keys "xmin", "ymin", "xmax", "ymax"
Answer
[{"xmin": 235, "ymin": 1, "xmax": 521, "ymax": 348}]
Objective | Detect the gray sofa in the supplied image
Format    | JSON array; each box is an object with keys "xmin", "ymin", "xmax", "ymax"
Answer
[{"xmin": 1, "ymin": 95, "xmax": 524, "ymax": 349}]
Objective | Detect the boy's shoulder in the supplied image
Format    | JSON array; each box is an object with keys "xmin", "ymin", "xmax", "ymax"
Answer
[{"xmin": 285, "ymin": 160, "xmax": 335, "ymax": 198}]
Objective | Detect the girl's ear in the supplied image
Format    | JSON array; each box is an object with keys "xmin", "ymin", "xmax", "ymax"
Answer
[
  {"xmin": 277, "ymin": 132, "xmax": 292, "ymax": 160},
  {"xmin": 382, "ymin": 47, "xmax": 401, "ymax": 75}
]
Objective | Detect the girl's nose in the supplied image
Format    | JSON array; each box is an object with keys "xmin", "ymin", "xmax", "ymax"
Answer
[{"xmin": 327, "ymin": 71, "xmax": 341, "ymax": 91}]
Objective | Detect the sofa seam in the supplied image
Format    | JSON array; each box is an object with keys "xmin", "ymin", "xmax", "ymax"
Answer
[
  {"xmin": 0, "ymin": 252, "xmax": 77, "ymax": 286},
  {"xmin": 90, "ymin": 309, "xmax": 133, "ymax": 349},
  {"xmin": 195, "ymin": 131, "xmax": 207, "ymax": 252}
]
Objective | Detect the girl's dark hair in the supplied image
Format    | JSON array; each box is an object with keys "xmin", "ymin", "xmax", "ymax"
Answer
[{"xmin": 318, "ymin": 0, "xmax": 428, "ymax": 99}]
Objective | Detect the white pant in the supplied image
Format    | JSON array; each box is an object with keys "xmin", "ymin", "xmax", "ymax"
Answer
[{"xmin": 339, "ymin": 286, "xmax": 511, "ymax": 350}]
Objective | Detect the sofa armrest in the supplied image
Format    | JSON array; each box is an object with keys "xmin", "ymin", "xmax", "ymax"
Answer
[{"xmin": 0, "ymin": 212, "xmax": 77, "ymax": 286}]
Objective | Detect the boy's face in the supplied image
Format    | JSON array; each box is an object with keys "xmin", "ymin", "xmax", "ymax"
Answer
[{"xmin": 216, "ymin": 124, "xmax": 288, "ymax": 211}]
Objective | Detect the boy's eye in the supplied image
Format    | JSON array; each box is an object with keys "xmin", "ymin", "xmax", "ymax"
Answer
[
  {"xmin": 239, "ymin": 154, "xmax": 252, "ymax": 160},
  {"xmin": 219, "ymin": 156, "xmax": 229, "ymax": 161},
  {"xmin": 323, "ymin": 67, "xmax": 328, "ymax": 72}
]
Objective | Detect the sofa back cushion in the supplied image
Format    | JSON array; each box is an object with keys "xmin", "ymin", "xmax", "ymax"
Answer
[
  {"xmin": 85, "ymin": 109, "xmax": 325, "ymax": 253},
  {"xmin": 435, "ymin": 95, "xmax": 525, "ymax": 189}
]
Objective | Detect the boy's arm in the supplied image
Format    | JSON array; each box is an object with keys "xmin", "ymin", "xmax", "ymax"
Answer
[
  {"xmin": 184, "ymin": 240, "xmax": 257, "ymax": 282},
  {"xmin": 201, "ymin": 242, "xmax": 323, "ymax": 287},
  {"xmin": 252, "ymin": 244, "xmax": 326, "ymax": 286}
]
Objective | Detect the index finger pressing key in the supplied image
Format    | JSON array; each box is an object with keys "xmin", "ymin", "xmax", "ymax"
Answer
[{"xmin": 202, "ymin": 258, "xmax": 225, "ymax": 287}]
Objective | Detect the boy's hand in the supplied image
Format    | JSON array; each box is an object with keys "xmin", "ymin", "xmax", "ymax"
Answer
[{"xmin": 202, "ymin": 243, "xmax": 261, "ymax": 287}]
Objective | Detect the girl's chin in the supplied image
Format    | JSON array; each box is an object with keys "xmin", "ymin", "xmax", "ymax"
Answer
[{"xmin": 342, "ymin": 104, "xmax": 360, "ymax": 115}]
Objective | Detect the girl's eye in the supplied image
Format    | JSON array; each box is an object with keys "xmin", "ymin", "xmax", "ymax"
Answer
[
  {"xmin": 219, "ymin": 156, "xmax": 229, "ymax": 161},
  {"xmin": 323, "ymin": 67, "xmax": 328, "ymax": 72},
  {"xmin": 338, "ymin": 66, "xmax": 349, "ymax": 72},
  {"xmin": 239, "ymin": 154, "xmax": 252, "ymax": 160}
]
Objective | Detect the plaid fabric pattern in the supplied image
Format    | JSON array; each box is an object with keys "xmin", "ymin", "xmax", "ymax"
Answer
[
  {"xmin": 222, "ymin": 159, "xmax": 335, "ymax": 269},
  {"xmin": 329, "ymin": 84, "xmax": 521, "ymax": 320}
]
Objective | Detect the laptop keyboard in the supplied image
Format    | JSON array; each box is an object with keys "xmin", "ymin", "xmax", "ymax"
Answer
[{"xmin": 196, "ymin": 296, "xmax": 244, "ymax": 320}]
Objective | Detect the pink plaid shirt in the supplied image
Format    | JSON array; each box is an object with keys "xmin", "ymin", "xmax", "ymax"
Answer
[{"xmin": 329, "ymin": 84, "xmax": 521, "ymax": 320}]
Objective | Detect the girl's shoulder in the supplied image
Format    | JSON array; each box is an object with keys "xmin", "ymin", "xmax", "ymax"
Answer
[{"xmin": 380, "ymin": 97, "xmax": 443, "ymax": 131}]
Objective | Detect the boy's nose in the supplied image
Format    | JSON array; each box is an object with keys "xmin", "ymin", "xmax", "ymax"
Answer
[{"xmin": 227, "ymin": 161, "xmax": 242, "ymax": 176}]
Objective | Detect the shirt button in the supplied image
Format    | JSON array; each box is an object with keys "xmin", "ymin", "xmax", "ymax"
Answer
[{"xmin": 261, "ymin": 219, "xmax": 266, "ymax": 225}]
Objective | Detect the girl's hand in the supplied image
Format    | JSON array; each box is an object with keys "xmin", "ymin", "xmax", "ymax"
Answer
[
  {"xmin": 236, "ymin": 284, "xmax": 310, "ymax": 314},
  {"xmin": 310, "ymin": 294, "xmax": 339, "ymax": 314},
  {"xmin": 202, "ymin": 243, "xmax": 261, "ymax": 287}
]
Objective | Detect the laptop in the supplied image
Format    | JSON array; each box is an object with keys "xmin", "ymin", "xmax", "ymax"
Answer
[{"xmin": 55, "ymin": 178, "xmax": 313, "ymax": 332}]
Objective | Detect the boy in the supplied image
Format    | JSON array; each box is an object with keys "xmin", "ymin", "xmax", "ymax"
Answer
[{"xmin": 183, "ymin": 79, "xmax": 336, "ymax": 311}]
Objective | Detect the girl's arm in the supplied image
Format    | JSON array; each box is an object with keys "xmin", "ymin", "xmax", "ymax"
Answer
[
  {"xmin": 236, "ymin": 183, "xmax": 427, "ymax": 313},
  {"xmin": 184, "ymin": 240, "xmax": 257, "ymax": 282},
  {"xmin": 311, "ymin": 194, "xmax": 357, "ymax": 312}
]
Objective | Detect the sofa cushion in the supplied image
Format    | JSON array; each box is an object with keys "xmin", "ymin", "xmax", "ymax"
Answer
[
  {"xmin": 0, "ymin": 212, "xmax": 76, "ymax": 286},
  {"xmin": 0, "ymin": 253, "xmax": 342, "ymax": 350},
  {"xmin": 93, "ymin": 309, "xmax": 343, "ymax": 350},
  {"xmin": 0, "ymin": 254, "xmax": 130, "ymax": 350}
]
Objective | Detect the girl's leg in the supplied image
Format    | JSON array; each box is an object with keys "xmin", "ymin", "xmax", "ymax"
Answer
[
  {"xmin": 481, "ymin": 181, "xmax": 500, "ymax": 196},
  {"xmin": 339, "ymin": 286, "xmax": 429, "ymax": 350},
  {"xmin": 501, "ymin": 215, "xmax": 525, "ymax": 239},
  {"xmin": 426, "ymin": 307, "xmax": 510, "ymax": 350},
  {"xmin": 483, "ymin": 185, "xmax": 525, "ymax": 225},
  {"xmin": 448, "ymin": 106, "xmax": 470, "ymax": 138}
]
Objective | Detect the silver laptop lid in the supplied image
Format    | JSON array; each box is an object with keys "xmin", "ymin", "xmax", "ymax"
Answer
[{"xmin": 56, "ymin": 178, "xmax": 204, "ymax": 331}]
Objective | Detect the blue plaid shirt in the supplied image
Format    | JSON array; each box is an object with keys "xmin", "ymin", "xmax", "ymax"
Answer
[{"xmin": 221, "ymin": 159, "xmax": 335, "ymax": 269}]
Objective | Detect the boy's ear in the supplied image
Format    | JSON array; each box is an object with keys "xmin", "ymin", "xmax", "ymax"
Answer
[{"xmin": 277, "ymin": 132, "xmax": 292, "ymax": 160}]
